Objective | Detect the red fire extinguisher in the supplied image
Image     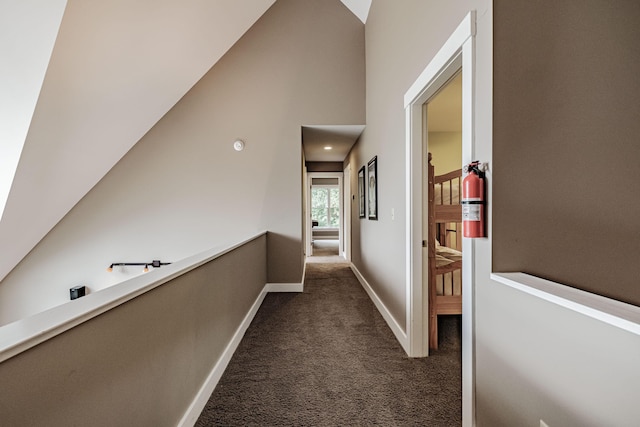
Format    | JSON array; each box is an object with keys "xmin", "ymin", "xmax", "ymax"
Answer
[{"xmin": 462, "ymin": 161, "xmax": 486, "ymax": 238}]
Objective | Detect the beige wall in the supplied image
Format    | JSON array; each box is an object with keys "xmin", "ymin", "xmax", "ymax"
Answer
[
  {"xmin": 476, "ymin": 278, "xmax": 640, "ymax": 426},
  {"xmin": 5, "ymin": 2, "xmax": 637, "ymax": 425},
  {"xmin": 306, "ymin": 162, "xmax": 344, "ymax": 172},
  {"xmin": 492, "ymin": 0, "xmax": 640, "ymax": 306},
  {"xmin": 0, "ymin": 0, "xmax": 365, "ymax": 324},
  {"xmin": 477, "ymin": 1, "xmax": 640, "ymax": 425},
  {"xmin": 0, "ymin": 234, "xmax": 267, "ymax": 426},
  {"xmin": 428, "ymin": 132, "xmax": 462, "ymax": 175},
  {"xmin": 347, "ymin": 0, "xmax": 489, "ymax": 329},
  {"xmin": 345, "ymin": 2, "xmax": 640, "ymax": 426}
]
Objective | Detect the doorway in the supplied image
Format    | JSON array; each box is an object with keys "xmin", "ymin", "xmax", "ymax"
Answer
[
  {"xmin": 423, "ymin": 72, "xmax": 463, "ymax": 351},
  {"xmin": 404, "ymin": 11, "xmax": 476, "ymax": 426},
  {"xmin": 306, "ymin": 172, "xmax": 343, "ymax": 259}
]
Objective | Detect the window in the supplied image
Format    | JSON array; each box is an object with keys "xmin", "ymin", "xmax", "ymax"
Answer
[{"xmin": 311, "ymin": 186, "xmax": 339, "ymax": 227}]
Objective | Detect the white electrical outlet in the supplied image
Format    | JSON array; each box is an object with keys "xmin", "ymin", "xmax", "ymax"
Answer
[{"xmin": 540, "ymin": 420, "xmax": 550, "ymax": 427}]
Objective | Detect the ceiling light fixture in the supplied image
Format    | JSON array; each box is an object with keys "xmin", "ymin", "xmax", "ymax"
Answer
[
  {"xmin": 324, "ymin": 146, "xmax": 332, "ymax": 150},
  {"xmin": 233, "ymin": 139, "xmax": 245, "ymax": 151}
]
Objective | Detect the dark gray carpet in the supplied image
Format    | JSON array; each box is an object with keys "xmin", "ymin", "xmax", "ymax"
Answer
[{"xmin": 196, "ymin": 263, "xmax": 461, "ymax": 426}]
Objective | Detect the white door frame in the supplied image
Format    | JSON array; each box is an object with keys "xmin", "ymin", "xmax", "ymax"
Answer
[
  {"xmin": 343, "ymin": 164, "xmax": 352, "ymax": 261},
  {"xmin": 306, "ymin": 172, "xmax": 343, "ymax": 258},
  {"xmin": 404, "ymin": 11, "xmax": 476, "ymax": 426}
]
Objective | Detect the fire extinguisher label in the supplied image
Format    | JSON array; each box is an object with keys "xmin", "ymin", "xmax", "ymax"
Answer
[
  {"xmin": 462, "ymin": 198, "xmax": 482, "ymax": 221},
  {"xmin": 462, "ymin": 205, "xmax": 481, "ymax": 221}
]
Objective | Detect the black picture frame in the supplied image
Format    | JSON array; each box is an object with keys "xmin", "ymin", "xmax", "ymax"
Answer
[
  {"xmin": 358, "ymin": 166, "xmax": 366, "ymax": 218},
  {"xmin": 367, "ymin": 156, "xmax": 378, "ymax": 220}
]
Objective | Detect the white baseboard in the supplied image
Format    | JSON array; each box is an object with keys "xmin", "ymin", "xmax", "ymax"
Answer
[
  {"xmin": 179, "ymin": 266, "xmax": 408, "ymax": 426},
  {"xmin": 350, "ymin": 263, "xmax": 409, "ymax": 353},
  {"xmin": 265, "ymin": 282, "xmax": 304, "ymax": 293},
  {"xmin": 178, "ymin": 286, "xmax": 268, "ymax": 427},
  {"xmin": 178, "ymin": 280, "xmax": 304, "ymax": 426}
]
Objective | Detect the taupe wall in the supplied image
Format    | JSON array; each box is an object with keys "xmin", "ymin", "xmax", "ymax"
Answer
[
  {"xmin": 476, "ymin": 279, "xmax": 640, "ymax": 426},
  {"xmin": 428, "ymin": 132, "xmax": 462, "ymax": 176},
  {"xmin": 0, "ymin": 0, "xmax": 365, "ymax": 324},
  {"xmin": 306, "ymin": 161, "xmax": 344, "ymax": 172},
  {"xmin": 478, "ymin": 2, "xmax": 640, "ymax": 426},
  {"xmin": 493, "ymin": 0, "xmax": 640, "ymax": 306},
  {"xmin": 347, "ymin": 0, "xmax": 489, "ymax": 329},
  {"xmin": 0, "ymin": 234, "xmax": 267, "ymax": 426}
]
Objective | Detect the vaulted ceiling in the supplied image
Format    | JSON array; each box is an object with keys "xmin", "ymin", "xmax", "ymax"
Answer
[{"xmin": 0, "ymin": 0, "xmax": 371, "ymax": 282}]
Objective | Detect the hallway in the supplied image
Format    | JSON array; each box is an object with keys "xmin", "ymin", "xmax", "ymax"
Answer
[
  {"xmin": 196, "ymin": 262, "xmax": 462, "ymax": 426},
  {"xmin": 308, "ymin": 240, "xmax": 348, "ymax": 264}
]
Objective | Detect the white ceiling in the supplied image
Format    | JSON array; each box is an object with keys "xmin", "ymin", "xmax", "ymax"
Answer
[
  {"xmin": 0, "ymin": 0, "xmax": 66, "ymax": 226},
  {"xmin": 340, "ymin": 0, "xmax": 371, "ymax": 23}
]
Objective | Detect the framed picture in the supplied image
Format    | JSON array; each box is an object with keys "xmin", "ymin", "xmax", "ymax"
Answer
[
  {"xmin": 358, "ymin": 166, "xmax": 366, "ymax": 218},
  {"xmin": 367, "ymin": 156, "xmax": 378, "ymax": 220}
]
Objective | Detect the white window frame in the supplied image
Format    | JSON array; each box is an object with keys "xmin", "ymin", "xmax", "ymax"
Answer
[
  {"xmin": 311, "ymin": 185, "xmax": 340, "ymax": 229},
  {"xmin": 306, "ymin": 172, "xmax": 343, "ymax": 257}
]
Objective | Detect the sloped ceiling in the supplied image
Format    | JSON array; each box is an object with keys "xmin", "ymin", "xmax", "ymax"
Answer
[
  {"xmin": 0, "ymin": 0, "xmax": 370, "ymax": 283},
  {"xmin": 341, "ymin": 0, "xmax": 371, "ymax": 23},
  {"xmin": 0, "ymin": 0, "xmax": 67, "ymax": 229},
  {"xmin": 0, "ymin": 0, "xmax": 276, "ymax": 282}
]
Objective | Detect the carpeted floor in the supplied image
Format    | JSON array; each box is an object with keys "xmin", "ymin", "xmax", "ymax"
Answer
[
  {"xmin": 196, "ymin": 263, "xmax": 461, "ymax": 426},
  {"xmin": 311, "ymin": 240, "xmax": 339, "ymax": 257},
  {"xmin": 307, "ymin": 240, "xmax": 348, "ymax": 265}
]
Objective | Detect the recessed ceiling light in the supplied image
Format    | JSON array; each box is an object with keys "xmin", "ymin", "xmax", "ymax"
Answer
[{"xmin": 324, "ymin": 146, "xmax": 332, "ymax": 150}]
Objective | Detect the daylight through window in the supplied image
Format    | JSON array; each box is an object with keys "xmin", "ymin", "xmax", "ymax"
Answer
[{"xmin": 311, "ymin": 187, "xmax": 339, "ymax": 227}]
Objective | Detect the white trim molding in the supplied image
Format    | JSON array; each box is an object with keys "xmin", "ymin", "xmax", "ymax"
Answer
[
  {"xmin": 492, "ymin": 272, "xmax": 640, "ymax": 336},
  {"xmin": 404, "ymin": 13, "xmax": 476, "ymax": 108},
  {"xmin": 265, "ymin": 282, "xmax": 304, "ymax": 293},
  {"xmin": 179, "ymin": 280, "xmax": 304, "ymax": 426},
  {"xmin": 0, "ymin": 231, "xmax": 268, "ymax": 363},
  {"xmin": 179, "ymin": 286, "xmax": 268, "ymax": 426},
  {"xmin": 306, "ymin": 172, "xmax": 344, "ymax": 257},
  {"xmin": 350, "ymin": 263, "xmax": 409, "ymax": 354},
  {"xmin": 404, "ymin": 11, "xmax": 476, "ymax": 358},
  {"xmin": 404, "ymin": 10, "xmax": 477, "ymax": 427}
]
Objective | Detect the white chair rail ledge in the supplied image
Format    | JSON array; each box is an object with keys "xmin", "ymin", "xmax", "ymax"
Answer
[
  {"xmin": 491, "ymin": 272, "xmax": 640, "ymax": 336},
  {"xmin": 0, "ymin": 230, "xmax": 271, "ymax": 363}
]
